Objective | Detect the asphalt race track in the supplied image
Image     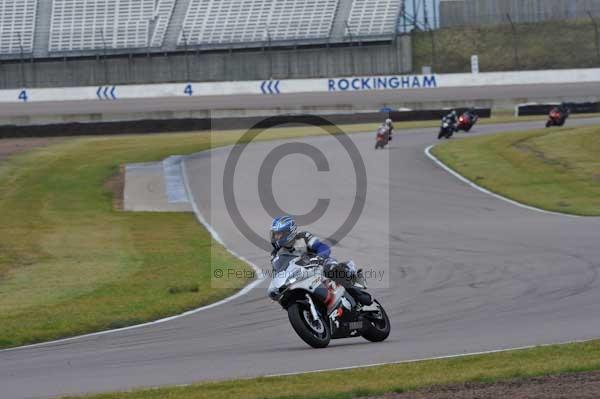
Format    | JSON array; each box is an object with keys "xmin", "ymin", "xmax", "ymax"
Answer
[
  {"xmin": 1, "ymin": 118, "xmax": 600, "ymax": 399},
  {"xmin": 2, "ymin": 82, "xmax": 600, "ymax": 118}
]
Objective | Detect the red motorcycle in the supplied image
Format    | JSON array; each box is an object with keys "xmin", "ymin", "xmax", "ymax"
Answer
[
  {"xmin": 546, "ymin": 107, "xmax": 569, "ymax": 127},
  {"xmin": 456, "ymin": 111, "xmax": 479, "ymax": 132},
  {"xmin": 375, "ymin": 127, "xmax": 390, "ymax": 149}
]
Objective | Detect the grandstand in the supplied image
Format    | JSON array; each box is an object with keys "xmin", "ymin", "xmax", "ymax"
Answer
[
  {"xmin": 150, "ymin": 0, "xmax": 177, "ymax": 47},
  {"xmin": 0, "ymin": 0, "xmax": 401, "ymax": 58},
  {"xmin": 49, "ymin": 0, "xmax": 171, "ymax": 51},
  {"xmin": 0, "ymin": 0, "xmax": 37, "ymax": 55},
  {"xmin": 179, "ymin": 0, "xmax": 339, "ymax": 45},
  {"xmin": 347, "ymin": 0, "xmax": 401, "ymax": 36}
]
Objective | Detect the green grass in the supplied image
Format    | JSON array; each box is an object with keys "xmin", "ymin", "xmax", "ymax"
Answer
[
  {"xmin": 0, "ymin": 134, "xmax": 248, "ymax": 348},
  {"xmin": 413, "ymin": 18, "xmax": 600, "ymax": 73},
  {"xmin": 60, "ymin": 339, "xmax": 600, "ymax": 399},
  {"xmin": 432, "ymin": 125, "xmax": 600, "ymax": 215}
]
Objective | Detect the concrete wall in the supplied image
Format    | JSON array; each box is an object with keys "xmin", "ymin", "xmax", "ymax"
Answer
[
  {"xmin": 0, "ymin": 38, "xmax": 412, "ymax": 89},
  {"xmin": 440, "ymin": 0, "xmax": 600, "ymax": 27}
]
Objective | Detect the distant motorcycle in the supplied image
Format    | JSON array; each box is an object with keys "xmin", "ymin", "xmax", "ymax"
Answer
[
  {"xmin": 438, "ymin": 116, "xmax": 457, "ymax": 140},
  {"xmin": 375, "ymin": 126, "xmax": 390, "ymax": 149},
  {"xmin": 457, "ymin": 111, "xmax": 479, "ymax": 132},
  {"xmin": 546, "ymin": 107, "xmax": 570, "ymax": 127},
  {"xmin": 268, "ymin": 253, "xmax": 390, "ymax": 348}
]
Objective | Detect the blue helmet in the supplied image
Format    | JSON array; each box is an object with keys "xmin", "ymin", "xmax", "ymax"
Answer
[{"xmin": 270, "ymin": 216, "xmax": 297, "ymax": 248}]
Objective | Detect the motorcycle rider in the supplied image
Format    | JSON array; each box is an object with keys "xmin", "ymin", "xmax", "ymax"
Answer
[
  {"xmin": 270, "ymin": 215, "xmax": 331, "ymax": 259},
  {"xmin": 270, "ymin": 216, "xmax": 370, "ymax": 304},
  {"xmin": 549, "ymin": 103, "xmax": 570, "ymax": 119},
  {"xmin": 557, "ymin": 102, "xmax": 570, "ymax": 116},
  {"xmin": 375, "ymin": 124, "xmax": 390, "ymax": 149},
  {"xmin": 445, "ymin": 109, "xmax": 458, "ymax": 125},
  {"xmin": 442, "ymin": 109, "xmax": 459, "ymax": 133},
  {"xmin": 385, "ymin": 118, "xmax": 394, "ymax": 141}
]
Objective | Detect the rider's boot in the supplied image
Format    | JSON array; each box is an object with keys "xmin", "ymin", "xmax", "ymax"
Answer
[{"xmin": 346, "ymin": 269, "xmax": 373, "ymax": 306}]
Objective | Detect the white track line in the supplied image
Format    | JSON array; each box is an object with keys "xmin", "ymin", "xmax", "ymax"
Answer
[
  {"xmin": 138, "ymin": 337, "xmax": 597, "ymax": 392},
  {"xmin": 265, "ymin": 338, "xmax": 597, "ymax": 378},
  {"xmin": 424, "ymin": 144, "xmax": 581, "ymax": 218},
  {"xmin": 0, "ymin": 156, "xmax": 264, "ymax": 354}
]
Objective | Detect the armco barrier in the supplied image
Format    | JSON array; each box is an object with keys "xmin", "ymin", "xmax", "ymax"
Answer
[
  {"xmin": 517, "ymin": 102, "xmax": 600, "ymax": 116},
  {"xmin": 390, "ymin": 108, "xmax": 491, "ymax": 122},
  {"xmin": 0, "ymin": 113, "xmax": 385, "ymax": 138},
  {"xmin": 0, "ymin": 108, "xmax": 493, "ymax": 138}
]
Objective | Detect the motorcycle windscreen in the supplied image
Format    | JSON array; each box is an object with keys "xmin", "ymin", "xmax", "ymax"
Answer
[{"xmin": 272, "ymin": 253, "xmax": 295, "ymax": 273}]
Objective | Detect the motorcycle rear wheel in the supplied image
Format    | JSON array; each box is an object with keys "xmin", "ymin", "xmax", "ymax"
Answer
[
  {"xmin": 361, "ymin": 301, "xmax": 391, "ymax": 342},
  {"xmin": 288, "ymin": 302, "xmax": 331, "ymax": 348}
]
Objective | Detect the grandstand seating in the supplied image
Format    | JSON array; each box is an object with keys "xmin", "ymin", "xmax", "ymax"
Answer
[
  {"xmin": 0, "ymin": 0, "xmax": 37, "ymax": 54},
  {"xmin": 150, "ymin": 0, "xmax": 177, "ymax": 48},
  {"xmin": 0, "ymin": 0, "xmax": 401, "ymax": 57},
  {"xmin": 49, "ymin": 0, "xmax": 174, "ymax": 52},
  {"xmin": 346, "ymin": 0, "xmax": 401, "ymax": 36},
  {"xmin": 179, "ymin": 0, "xmax": 339, "ymax": 45}
]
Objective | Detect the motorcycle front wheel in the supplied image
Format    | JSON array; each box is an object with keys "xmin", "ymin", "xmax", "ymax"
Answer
[{"xmin": 288, "ymin": 302, "xmax": 331, "ymax": 348}]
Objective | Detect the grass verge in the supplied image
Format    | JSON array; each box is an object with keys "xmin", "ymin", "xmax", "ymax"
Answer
[
  {"xmin": 0, "ymin": 134, "xmax": 250, "ymax": 349},
  {"xmin": 61, "ymin": 339, "xmax": 600, "ymax": 399},
  {"xmin": 432, "ymin": 125, "xmax": 600, "ymax": 215}
]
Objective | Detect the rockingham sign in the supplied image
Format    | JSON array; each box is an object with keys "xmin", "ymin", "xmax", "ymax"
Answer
[
  {"xmin": 1, "ymin": 69, "xmax": 599, "ymax": 104},
  {"xmin": 327, "ymin": 75, "xmax": 438, "ymax": 92}
]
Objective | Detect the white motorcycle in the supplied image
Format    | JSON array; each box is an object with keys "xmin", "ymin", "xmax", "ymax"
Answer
[
  {"xmin": 268, "ymin": 253, "xmax": 390, "ymax": 348},
  {"xmin": 438, "ymin": 116, "xmax": 457, "ymax": 140}
]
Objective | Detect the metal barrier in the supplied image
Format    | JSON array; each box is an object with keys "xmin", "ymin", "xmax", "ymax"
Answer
[
  {"xmin": 390, "ymin": 108, "xmax": 491, "ymax": 122},
  {"xmin": 0, "ymin": 108, "xmax": 496, "ymax": 138}
]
